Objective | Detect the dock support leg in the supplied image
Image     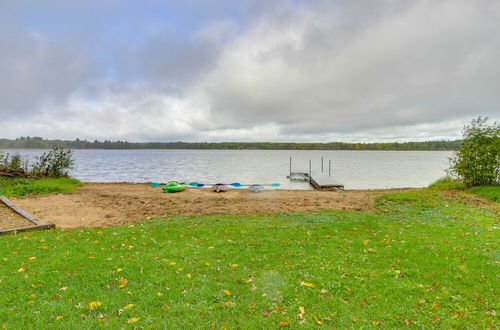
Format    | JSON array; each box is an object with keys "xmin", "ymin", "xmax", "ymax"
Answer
[{"xmin": 329, "ymin": 160, "xmax": 331, "ymax": 177}]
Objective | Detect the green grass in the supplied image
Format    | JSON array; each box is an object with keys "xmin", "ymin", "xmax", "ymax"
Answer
[
  {"xmin": 468, "ymin": 186, "xmax": 500, "ymax": 202},
  {"xmin": 428, "ymin": 177, "xmax": 465, "ymax": 190},
  {"xmin": 0, "ymin": 188, "xmax": 498, "ymax": 328},
  {"xmin": 0, "ymin": 177, "xmax": 82, "ymax": 197}
]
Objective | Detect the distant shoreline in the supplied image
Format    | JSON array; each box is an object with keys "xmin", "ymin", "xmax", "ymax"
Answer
[{"xmin": 0, "ymin": 137, "xmax": 461, "ymax": 151}]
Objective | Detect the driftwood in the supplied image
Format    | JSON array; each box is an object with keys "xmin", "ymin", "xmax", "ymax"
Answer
[{"xmin": 0, "ymin": 167, "xmax": 28, "ymax": 178}]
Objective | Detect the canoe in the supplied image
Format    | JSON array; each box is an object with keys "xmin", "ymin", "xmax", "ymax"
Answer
[{"xmin": 162, "ymin": 181, "xmax": 185, "ymax": 193}]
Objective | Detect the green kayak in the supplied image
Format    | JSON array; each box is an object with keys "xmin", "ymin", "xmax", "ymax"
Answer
[{"xmin": 162, "ymin": 181, "xmax": 185, "ymax": 193}]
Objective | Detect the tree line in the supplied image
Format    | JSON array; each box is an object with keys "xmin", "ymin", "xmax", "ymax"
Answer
[{"xmin": 0, "ymin": 136, "xmax": 461, "ymax": 151}]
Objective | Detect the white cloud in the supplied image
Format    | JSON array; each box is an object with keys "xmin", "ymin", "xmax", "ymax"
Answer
[{"xmin": 1, "ymin": 0, "xmax": 499, "ymax": 141}]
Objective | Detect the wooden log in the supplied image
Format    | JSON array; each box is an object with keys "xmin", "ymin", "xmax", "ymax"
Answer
[
  {"xmin": 0, "ymin": 224, "xmax": 55, "ymax": 235},
  {"xmin": 0, "ymin": 167, "xmax": 28, "ymax": 178},
  {"xmin": 0, "ymin": 196, "xmax": 47, "ymax": 226}
]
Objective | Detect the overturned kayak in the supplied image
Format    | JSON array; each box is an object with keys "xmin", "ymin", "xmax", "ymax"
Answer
[
  {"xmin": 212, "ymin": 183, "xmax": 228, "ymax": 193},
  {"xmin": 162, "ymin": 181, "xmax": 186, "ymax": 193},
  {"xmin": 249, "ymin": 185, "xmax": 265, "ymax": 193}
]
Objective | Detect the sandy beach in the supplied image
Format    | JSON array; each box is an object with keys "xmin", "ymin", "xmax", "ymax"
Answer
[{"xmin": 3, "ymin": 183, "xmax": 411, "ymax": 229}]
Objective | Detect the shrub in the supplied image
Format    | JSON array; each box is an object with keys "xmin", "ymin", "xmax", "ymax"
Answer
[
  {"xmin": 31, "ymin": 148, "xmax": 74, "ymax": 178},
  {"xmin": 0, "ymin": 152, "xmax": 29, "ymax": 171},
  {"xmin": 448, "ymin": 117, "xmax": 499, "ymax": 187}
]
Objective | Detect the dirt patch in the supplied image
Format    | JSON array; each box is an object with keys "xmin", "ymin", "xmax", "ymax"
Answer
[
  {"xmin": 10, "ymin": 183, "xmax": 405, "ymax": 229},
  {"xmin": 0, "ymin": 203, "xmax": 34, "ymax": 230}
]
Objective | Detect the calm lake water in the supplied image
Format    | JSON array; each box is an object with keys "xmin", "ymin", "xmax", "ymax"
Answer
[{"xmin": 2, "ymin": 149, "xmax": 453, "ymax": 190}]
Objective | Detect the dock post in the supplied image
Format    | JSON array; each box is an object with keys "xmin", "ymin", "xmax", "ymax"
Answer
[
  {"xmin": 329, "ymin": 160, "xmax": 331, "ymax": 177},
  {"xmin": 321, "ymin": 157, "xmax": 323, "ymax": 173},
  {"xmin": 289, "ymin": 157, "xmax": 292, "ymax": 178},
  {"xmin": 309, "ymin": 160, "xmax": 311, "ymax": 183}
]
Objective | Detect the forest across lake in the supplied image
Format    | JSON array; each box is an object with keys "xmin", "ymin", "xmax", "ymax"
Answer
[{"xmin": 0, "ymin": 137, "xmax": 461, "ymax": 150}]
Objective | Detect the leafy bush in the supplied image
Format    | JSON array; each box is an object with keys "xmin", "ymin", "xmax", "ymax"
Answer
[
  {"xmin": 448, "ymin": 117, "xmax": 499, "ymax": 187},
  {"xmin": 31, "ymin": 148, "xmax": 74, "ymax": 178}
]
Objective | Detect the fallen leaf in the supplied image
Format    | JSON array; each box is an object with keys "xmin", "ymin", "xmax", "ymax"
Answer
[
  {"xmin": 160, "ymin": 306, "xmax": 168, "ymax": 311},
  {"xmin": 123, "ymin": 304, "xmax": 134, "ymax": 310},
  {"xmin": 40, "ymin": 246, "xmax": 49, "ymax": 250},
  {"xmin": 300, "ymin": 281, "xmax": 315, "ymax": 288},
  {"xmin": 367, "ymin": 248, "xmax": 376, "ymax": 253},
  {"xmin": 204, "ymin": 262, "xmax": 211, "ymax": 266},
  {"xmin": 278, "ymin": 321, "xmax": 291, "ymax": 327},
  {"xmin": 230, "ymin": 264, "xmax": 238, "ymax": 268},
  {"xmin": 186, "ymin": 273, "xmax": 192, "ymax": 279},
  {"xmin": 59, "ymin": 287, "xmax": 68, "ymax": 291},
  {"xmin": 27, "ymin": 256, "xmax": 36, "ymax": 260},
  {"xmin": 223, "ymin": 290, "xmax": 231, "ymax": 295},
  {"xmin": 362, "ymin": 240, "xmax": 369, "ymax": 246},
  {"xmin": 223, "ymin": 301, "xmax": 233, "ymax": 307},
  {"xmin": 208, "ymin": 246, "xmax": 215, "ymax": 249},
  {"xmin": 88, "ymin": 301, "xmax": 102, "ymax": 309},
  {"xmin": 169, "ymin": 262, "xmax": 177, "ymax": 266},
  {"xmin": 18, "ymin": 267, "xmax": 27, "ymax": 273},
  {"xmin": 128, "ymin": 317, "xmax": 140, "ymax": 323},
  {"xmin": 55, "ymin": 316, "xmax": 63, "ymax": 320}
]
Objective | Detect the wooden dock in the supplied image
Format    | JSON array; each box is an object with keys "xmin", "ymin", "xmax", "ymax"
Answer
[
  {"xmin": 289, "ymin": 172, "xmax": 344, "ymax": 190},
  {"xmin": 288, "ymin": 157, "xmax": 344, "ymax": 191}
]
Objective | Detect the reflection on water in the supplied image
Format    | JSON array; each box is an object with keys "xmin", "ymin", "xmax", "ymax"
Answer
[{"xmin": 2, "ymin": 149, "xmax": 452, "ymax": 190}]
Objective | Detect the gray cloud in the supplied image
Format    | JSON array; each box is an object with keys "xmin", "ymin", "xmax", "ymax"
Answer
[{"xmin": 0, "ymin": 0, "xmax": 499, "ymax": 141}]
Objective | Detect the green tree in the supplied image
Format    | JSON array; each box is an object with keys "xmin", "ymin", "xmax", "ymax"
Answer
[{"xmin": 449, "ymin": 117, "xmax": 499, "ymax": 187}]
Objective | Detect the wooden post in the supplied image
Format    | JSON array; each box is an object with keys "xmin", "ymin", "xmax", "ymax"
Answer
[
  {"xmin": 321, "ymin": 157, "xmax": 324, "ymax": 173},
  {"xmin": 289, "ymin": 157, "xmax": 292, "ymax": 178},
  {"xmin": 309, "ymin": 160, "xmax": 312, "ymax": 183},
  {"xmin": 329, "ymin": 160, "xmax": 331, "ymax": 177}
]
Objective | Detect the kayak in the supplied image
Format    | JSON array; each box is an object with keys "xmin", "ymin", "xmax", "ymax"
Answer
[
  {"xmin": 162, "ymin": 181, "xmax": 185, "ymax": 193},
  {"xmin": 212, "ymin": 183, "xmax": 228, "ymax": 192},
  {"xmin": 249, "ymin": 185, "xmax": 265, "ymax": 193}
]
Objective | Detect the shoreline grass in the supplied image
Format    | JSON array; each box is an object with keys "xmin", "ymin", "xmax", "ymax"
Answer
[
  {"xmin": 0, "ymin": 177, "xmax": 82, "ymax": 198},
  {"xmin": 0, "ymin": 187, "xmax": 498, "ymax": 328}
]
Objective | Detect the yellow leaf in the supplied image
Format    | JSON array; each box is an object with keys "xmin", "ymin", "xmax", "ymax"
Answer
[
  {"xmin": 116, "ymin": 268, "xmax": 123, "ymax": 272},
  {"xmin": 26, "ymin": 300, "xmax": 34, "ymax": 305},
  {"xmin": 18, "ymin": 267, "xmax": 27, "ymax": 273},
  {"xmin": 169, "ymin": 262, "xmax": 177, "ymax": 266},
  {"xmin": 362, "ymin": 240, "xmax": 369, "ymax": 246},
  {"xmin": 128, "ymin": 317, "xmax": 140, "ymax": 323},
  {"xmin": 204, "ymin": 262, "xmax": 211, "ymax": 266},
  {"xmin": 124, "ymin": 304, "xmax": 134, "ymax": 310},
  {"xmin": 27, "ymin": 256, "xmax": 36, "ymax": 260},
  {"xmin": 278, "ymin": 321, "xmax": 291, "ymax": 326},
  {"xmin": 298, "ymin": 306, "xmax": 305, "ymax": 314},
  {"xmin": 186, "ymin": 273, "xmax": 192, "ymax": 279},
  {"xmin": 223, "ymin": 290, "xmax": 231, "ymax": 295},
  {"xmin": 230, "ymin": 264, "xmax": 238, "ymax": 268},
  {"xmin": 316, "ymin": 319, "xmax": 323, "ymax": 325},
  {"xmin": 367, "ymin": 248, "xmax": 375, "ymax": 253},
  {"xmin": 300, "ymin": 281, "xmax": 315, "ymax": 288},
  {"xmin": 160, "ymin": 306, "xmax": 168, "ymax": 311},
  {"xmin": 208, "ymin": 246, "xmax": 215, "ymax": 249},
  {"xmin": 59, "ymin": 287, "xmax": 68, "ymax": 291},
  {"xmin": 40, "ymin": 246, "xmax": 49, "ymax": 250},
  {"xmin": 55, "ymin": 316, "xmax": 63, "ymax": 320},
  {"xmin": 223, "ymin": 301, "xmax": 233, "ymax": 307},
  {"xmin": 88, "ymin": 301, "xmax": 102, "ymax": 309},
  {"xmin": 1, "ymin": 323, "xmax": 6, "ymax": 329},
  {"xmin": 116, "ymin": 277, "xmax": 128, "ymax": 288}
]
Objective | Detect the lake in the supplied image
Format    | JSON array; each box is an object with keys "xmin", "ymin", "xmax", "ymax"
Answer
[{"xmin": 1, "ymin": 149, "xmax": 453, "ymax": 190}]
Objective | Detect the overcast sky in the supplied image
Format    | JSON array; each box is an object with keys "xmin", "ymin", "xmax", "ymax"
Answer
[{"xmin": 0, "ymin": 0, "xmax": 499, "ymax": 142}]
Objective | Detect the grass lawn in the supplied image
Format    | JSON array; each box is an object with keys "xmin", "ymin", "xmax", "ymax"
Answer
[
  {"xmin": 0, "ymin": 177, "xmax": 82, "ymax": 197},
  {"xmin": 0, "ymin": 187, "xmax": 498, "ymax": 328}
]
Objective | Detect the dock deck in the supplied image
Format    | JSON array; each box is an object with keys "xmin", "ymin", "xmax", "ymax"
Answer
[{"xmin": 289, "ymin": 172, "xmax": 344, "ymax": 190}]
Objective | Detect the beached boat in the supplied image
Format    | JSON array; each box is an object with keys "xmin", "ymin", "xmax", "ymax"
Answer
[
  {"xmin": 162, "ymin": 181, "xmax": 185, "ymax": 193},
  {"xmin": 212, "ymin": 183, "xmax": 228, "ymax": 192},
  {"xmin": 249, "ymin": 185, "xmax": 265, "ymax": 193}
]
